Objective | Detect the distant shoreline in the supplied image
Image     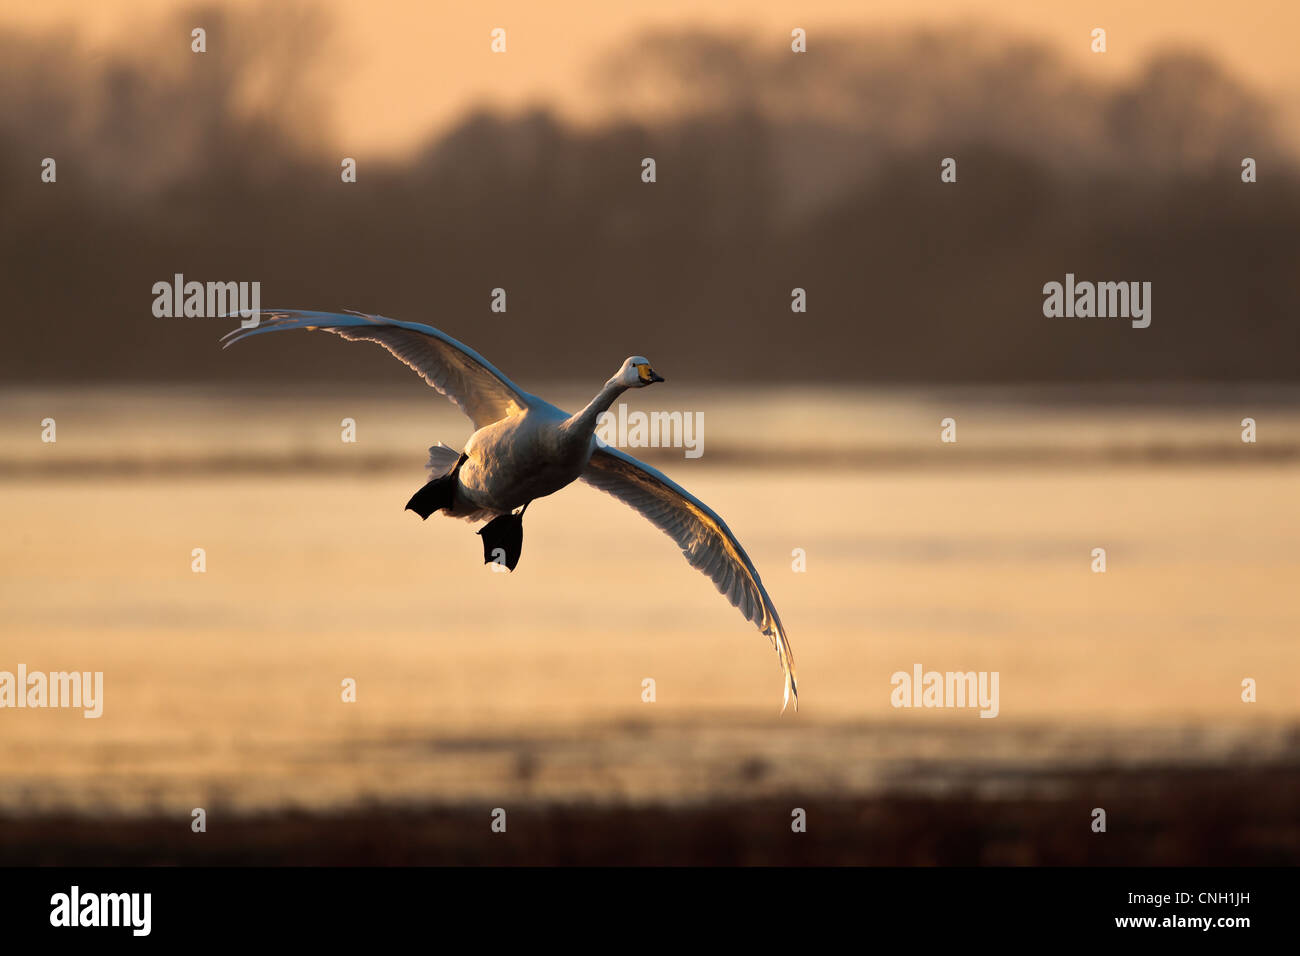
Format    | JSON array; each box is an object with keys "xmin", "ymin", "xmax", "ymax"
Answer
[{"xmin": 3, "ymin": 443, "xmax": 1298, "ymax": 480}]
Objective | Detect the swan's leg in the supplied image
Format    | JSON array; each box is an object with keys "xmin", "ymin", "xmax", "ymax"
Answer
[
  {"xmin": 477, "ymin": 504, "xmax": 528, "ymax": 571},
  {"xmin": 404, "ymin": 452, "xmax": 468, "ymax": 520}
]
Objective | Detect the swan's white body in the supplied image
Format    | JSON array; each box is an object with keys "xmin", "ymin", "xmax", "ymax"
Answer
[
  {"xmin": 224, "ymin": 310, "xmax": 798, "ymax": 711},
  {"xmin": 454, "ymin": 402, "xmax": 590, "ymax": 517}
]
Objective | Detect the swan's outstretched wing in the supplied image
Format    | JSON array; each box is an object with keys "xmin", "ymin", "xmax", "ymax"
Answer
[
  {"xmin": 581, "ymin": 446, "xmax": 798, "ymax": 712},
  {"xmin": 223, "ymin": 310, "xmax": 534, "ymax": 428}
]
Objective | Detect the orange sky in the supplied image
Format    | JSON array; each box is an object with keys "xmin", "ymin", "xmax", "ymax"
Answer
[{"xmin": 8, "ymin": 0, "xmax": 1299, "ymax": 154}]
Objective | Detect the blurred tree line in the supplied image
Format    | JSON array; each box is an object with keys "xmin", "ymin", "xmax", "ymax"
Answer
[{"xmin": 2, "ymin": 5, "xmax": 1296, "ymax": 385}]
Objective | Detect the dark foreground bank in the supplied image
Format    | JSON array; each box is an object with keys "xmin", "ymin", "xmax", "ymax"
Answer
[{"xmin": 3, "ymin": 762, "xmax": 1297, "ymax": 866}]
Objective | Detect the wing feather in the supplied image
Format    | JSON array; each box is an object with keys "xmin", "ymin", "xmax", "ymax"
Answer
[
  {"xmin": 581, "ymin": 446, "xmax": 798, "ymax": 712},
  {"xmin": 222, "ymin": 310, "xmax": 534, "ymax": 428}
]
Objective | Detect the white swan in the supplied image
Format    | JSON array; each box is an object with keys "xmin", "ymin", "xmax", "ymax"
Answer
[{"xmin": 223, "ymin": 310, "xmax": 798, "ymax": 712}]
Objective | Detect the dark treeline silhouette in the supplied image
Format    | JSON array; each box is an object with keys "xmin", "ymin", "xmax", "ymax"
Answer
[{"xmin": 3, "ymin": 4, "xmax": 1297, "ymax": 385}]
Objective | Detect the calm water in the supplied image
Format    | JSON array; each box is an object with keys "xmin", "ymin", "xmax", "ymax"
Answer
[{"xmin": 1, "ymin": 386, "xmax": 1298, "ymax": 813}]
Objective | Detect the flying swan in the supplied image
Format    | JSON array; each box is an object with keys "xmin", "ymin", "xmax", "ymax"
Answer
[{"xmin": 223, "ymin": 311, "xmax": 798, "ymax": 712}]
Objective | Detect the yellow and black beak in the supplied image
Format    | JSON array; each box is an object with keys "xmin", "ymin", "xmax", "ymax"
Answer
[{"xmin": 637, "ymin": 364, "xmax": 665, "ymax": 385}]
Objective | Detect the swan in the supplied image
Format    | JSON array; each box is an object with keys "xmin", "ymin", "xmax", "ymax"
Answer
[{"xmin": 223, "ymin": 310, "xmax": 798, "ymax": 712}]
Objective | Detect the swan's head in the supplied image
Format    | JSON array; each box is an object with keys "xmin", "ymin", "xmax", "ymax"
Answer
[{"xmin": 611, "ymin": 356, "xmax": 665, "ymax": 389}]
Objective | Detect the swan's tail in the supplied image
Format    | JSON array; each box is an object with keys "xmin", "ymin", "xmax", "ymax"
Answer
[
  {"xmin": 417, "ymin": 444, "xmax": 495, "ymax": 523},
  {"xmin": 405, "ymin": 444, "xmax": 466, "ymax": 519},
  {"xmin": 425, "ymin": 442, "xmax": 463, "ymax": 477}
]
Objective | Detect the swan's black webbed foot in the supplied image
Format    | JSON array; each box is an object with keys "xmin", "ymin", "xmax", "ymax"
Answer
[
  {"xmin": 404, "ymin": 453, "xmax": 468, "ymax": 520},
  {"xmin": 478, "ymin": 509, "xmax": 525, "ymax": 571}
]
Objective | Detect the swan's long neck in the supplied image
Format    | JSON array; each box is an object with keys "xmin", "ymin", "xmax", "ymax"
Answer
[{"xmin": 561, "ymin": 379, "xmax": 627, "ymax": 443}]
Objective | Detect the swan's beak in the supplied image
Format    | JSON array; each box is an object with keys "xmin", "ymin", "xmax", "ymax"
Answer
[{"xmin": 637, "ymin": 364, "xmax": 665, "ymax": 385}]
